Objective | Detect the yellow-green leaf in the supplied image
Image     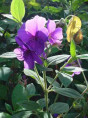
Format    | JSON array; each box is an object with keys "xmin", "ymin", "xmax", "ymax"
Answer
[{"xmin": 11, "ymin": 0, "xmax": 25, "ymax": 22}]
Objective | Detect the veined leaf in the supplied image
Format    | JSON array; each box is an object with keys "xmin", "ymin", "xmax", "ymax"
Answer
[
  {"xmin": 47, "ymin": 54, "xmax": 70, "ymax": 66},
  {"xmin": 0, "ymin": 52, "xmax": 16, "ymax": 58},
  {"xmin": 24, "ymin": 69, "xmax": 44, "ymax": 86},
  {"xmin": 53, "ymin": 87, "xmax": 83, "ymax": 99},
  {"xmin": 58, "ymin": 72, "xmax": 73, "ymax": 87},
  {"xmin": 49, "ymin": 102, "xmax": 69, "ymax": 114},
  {"xmin": 11, "ymin": 0, "xmax": 25, "ymax": 22},
  {"xmin": 77, "ymin": 54, "xmax": 88, "ymax": 59}
]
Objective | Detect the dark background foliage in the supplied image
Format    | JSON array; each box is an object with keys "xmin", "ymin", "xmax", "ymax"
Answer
[{"xmin": 0, "ymin": 0, "xmax": 88, "ymax": 117}]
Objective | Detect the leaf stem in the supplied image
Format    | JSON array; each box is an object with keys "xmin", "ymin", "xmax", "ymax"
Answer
[{"xmin": 43, "ymin": 71, "xmax": 48, "ymax": 112}]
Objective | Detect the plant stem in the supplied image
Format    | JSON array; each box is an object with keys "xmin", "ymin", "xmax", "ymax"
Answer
[
  {"xmin": 48, "ymin": 57, "xmax": 72, "ymax": 90},
  {"xmin": 54, "ymin": 84, "xmax": 63, "ymax": 103},
  {"xmin": 48, "ymin": 73, "xmax": 59, "ymax": 90},
  {"xmin": 60, "ymin": 57, "xmax": 72, "ymax": 71},
  {"xmin": 34, "ymin": 65, "xmax": 44, "ymax": 90},
  {"xmin": 43, "ymin": 71, "xmax": 48, "ymax": 111},
  {"xmin": 54, "ymin": 94, "xmax": 59, "ymax": 103},
  {"xmin": 77, "ymin": 59, "xmax": 88, "ymax": 88}
]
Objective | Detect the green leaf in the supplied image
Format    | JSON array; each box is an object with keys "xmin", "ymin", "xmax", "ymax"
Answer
[
  {"xmin": 5, "ymin": 103, "xmax": 13, "ymax": 114},
  {"xmin": 11, "ymin": 0, "xmax": 25, "ymax": 22},
  {"xmin": 2, "ymin": 14, "xmax": 14, "ymax": 20},
  {"xmin": 12, "ymin": 84, "xmax": 28, "ymax": 110},
  {"xmin": 75, "ymin": 84, "xmax": 88, "ymax": 94},
  {"xmin": 24, "ymin": 69, "xmax": 44, "ymax": 86},
  {"xmin": 47, "ymin": 55, "xmax": 70, "ymax": 66},
  {"xmin": 0, "ymin": 84, "xmax": 8, "ymax": 100},
  {"xmin": 62, "ymin": 66, "xmax": 87, "ymax": 72},
  {"xmin": 0, "ymin": 67, "xmax": 12, "ymax": 81},
  {"xmin": 37, "ymin": 98, "xmax": 50, "ymax": 108},
  {"xmin": 49, "ymin": 102, "xmax": 69, "ymax": 114},
  {"xmin": 70, "ymin": 39, "xmax": 76, "ymax": 58},
  {"xmin": 58, "ymin": 72, "xmax": 73, "ymax": 87},
  {"xmin": 19, "ymin": 100, "xmax": 41, "ymax": 111},
  {"xmin": 52, "ymin": 0, "xmax": 60, "ymax": 2},
  {"xmin": 77, "ymin": 54, "xmax": 88, "ymax": 59},
  {"xmin": 0, "ymin": 112, "xmax": 11, "ymax": 118},
  {"xmin": 12, "ymin": 111, "xmax": 32, "ymax": 118},
  {"xmin": 0, "ymin": 52, "xmax": 16, "ymax": 58},
  {"xmin": 28, "ymin": 0, "xmax": 41, "ymax": 10},
  {"xmin": 39, "ymin": 112, "xmax": 53, "ymax": 118},
  {"xmin": 36, "ymin": 64, "xmax": 53, "ymax": 72},
  {"xmin": 53, "ymin": 87, "xmax": 83, "ymax": 99},
  {"xmin": 26, "ymin": 83, "xmax": 36, "ymax": 97},
  {"xmin": 47, "ymin": 76, "xmax": 60, "ymax": 88},
  {"xmin": 64, "ymin": 113, "xmax": 79, "ymax": 118},
  {"xmin": 72, "ymin": 0, "xmax": 86, "ymax": 11},
  {"xmin": 42, "ymin": 6, "xmax": 62, "ymax": 14}
]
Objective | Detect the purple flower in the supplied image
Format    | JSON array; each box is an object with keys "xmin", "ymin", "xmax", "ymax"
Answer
[
  {"xmin": 53, "ymin": 114, "xmax": 58, "ymax": 118},
  {"xmin": 15, "ymin": 15, "xmax": 48, "ymax": 55},
  {"xmin": 14, "ymin": 47, "xmax": 42, "ymax": 69},
  {"xmin": 47, "ymin": 20, "xmax": 63, "ymax": 46},
  {"xmin": 14, "ymin": 15, "xmax": 49, "ymax": 69},
  {"xmin": 66, "ymin": 60, "xmax": 81, "ymax": 77}
]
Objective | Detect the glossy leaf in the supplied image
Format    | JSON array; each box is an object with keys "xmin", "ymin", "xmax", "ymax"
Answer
[
  {"xmin": 26, "ymin": 83, "xmax": 36, "ymax": 97},
  {"xmin": 36, "ymin": 64, "xmax": 53, "ymax": 72},
  {"xmin": 58, "ymin": 72, "xmax": 73, "ymax": 87},
  {"xmin": 49, "ymin": 102, "xmax": 69, "ymax": 114},
  {"xmin": 0, "ymin": 67, "xmax": 12, "ymax": 81},
  {"xmin": 11, "ymin": 0, "xmax": 25, "ymax": 22},
  {"xmin": 19, "ymin": 100, "xmax": 41, "ymax": 111},
  {"xmin": 47, "ymin": 76, "xmax": 60, "ymax": 88},
  {"xmin": 62, "ymin": 66, "xmax": 87, "ymax": 72},
  {"xmin": 5, "ymin": 103, "xmax": 13, "ymax": 114},
  {"xmin": 47, "ymin": 55, "xmax": 70, "ymax": 65},
  {"xmin": 53, "ymin": 87, "xmax": 83, "ymax": 99},
  {"xmin": 12, "ymin": 84, "xmax": 28, "ymax": 109},
  {"xmin": 75, "ymin": 84, "xmax": 88, "ymax": 94},
  {"xmin": 0, "ymin": 112, "xmax": 11, "ymax": 118},
  {"xmin": 0, "ymin": 52, "xmax": 16, "ymax": 58},
  {"xmin": 12, "ymin": 111, "xmax": 32, "ymax": 118},
  {"xmin": 24, "ymin": 69, "xmax": 44, "ymax": 85},
  {"xmin": 39, "ymin": 112, "xmax": 53, "ymax": 118},
  {"xmin": 77, "ymin": 54, "xmax": 88, "ymax": 59},
  {"xmin": 37, "ymin": 98, "xmax": 50, "ymax": 108}
]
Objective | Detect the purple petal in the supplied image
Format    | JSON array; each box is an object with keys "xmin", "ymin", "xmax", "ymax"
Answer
[
  {"xmin": 34, "ymin": 15, "xmax": 47, "ymax": 31},
  {"xmin": 27, "ymin": 38, "xmax": 44, "ymax": 55},
  {"xmin": 36, "ymin": 28, "xmax": 48, "ymax": 42},
  {"xmin": 14, "ymin": 48, "xmax": 24, "ymax": 61},
  {"xmin": 53, "ymin": 114, "xmax": 58, "ymax": 118},
  {"xmin": 24, "ymin": 51, "xmax": 34, "ymax": 69},
  {"xmin": 72, "ymin": 71, "xmax": 81, "ymax": 77},
  {"xmin": 54, "ymin": 40, "xmax": 62, "ymax": 46},
  {"xmin": 47, "ymin": 20, "xmax": 56, "ymax": 34},
  {"xmin": 18, "ymin": 26, "xmax": 33, "ymax": 44},
  {"xmin": 48, "ymin": 38, "xmax": 54, "ymax": 45},
  {"xmin": 51, "ymin": 27, "xmax": 63, "ymax": 40},
  {"xmin": 32, "ymin": 52, "xmax": 43, "ymax": 65},
  {"xmin": 25, "ymin": 19, "xmax": 37, "ymax": 36},
  {"xmin": 15, "ymin": 36, "xmax": 27, "ymax": 50}
]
